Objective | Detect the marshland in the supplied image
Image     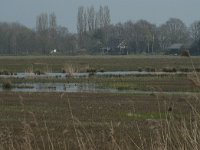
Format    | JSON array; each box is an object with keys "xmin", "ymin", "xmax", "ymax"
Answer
[
  {"xmin": 0, "ymin": 55, "xmax": 200, "ymax": 149},
  {"xmin": 1, "ymin": 0, "xmax": 200, "ymax": 149}
]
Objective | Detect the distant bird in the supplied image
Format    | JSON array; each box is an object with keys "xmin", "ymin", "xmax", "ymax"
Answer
[
  {"xmin": 50, "ymin": 49, "xmax": 57, "ymax": 54},
  {"xmin": 168, "ymin": 102, "xmax": 173, "ymax": 112},
  {"xmin": 168, "ymin": 107, "xmax": 172, "ymax": 112}
]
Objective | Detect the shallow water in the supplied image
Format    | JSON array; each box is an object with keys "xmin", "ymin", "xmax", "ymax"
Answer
[
  {"xmin": 0, "ymin": 83, "xmax": 118, "ymax": 93},
  {"xmin": 0, "ymin": 82, "xmax": 198, "ymax": 96},
  {"xmin": 0, "ymin": 71, "xmax": 186, "ymax": 79}
]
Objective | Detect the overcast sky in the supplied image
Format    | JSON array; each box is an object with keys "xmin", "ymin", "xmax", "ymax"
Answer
[{"xmin": 1, "ymin": 0, "xmax": 200, "ymax": 32}]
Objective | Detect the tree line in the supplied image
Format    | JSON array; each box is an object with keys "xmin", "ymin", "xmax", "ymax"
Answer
[
  {"xmin": 0, "ymin": 13, "xmax": 76, "ymax": 55},
  {"xmin": 0, "ymin": 6, "xmax": 200, "ymax": 55}
]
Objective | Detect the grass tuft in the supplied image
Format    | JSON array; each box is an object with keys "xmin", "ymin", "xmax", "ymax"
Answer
[{"xmin": 2, "ymin": 80, "xmax": 12, "ymax": 89}]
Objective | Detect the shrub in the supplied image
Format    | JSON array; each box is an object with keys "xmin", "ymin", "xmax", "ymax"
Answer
[
  {"xmin": 179, "ymin": 68, "xmax": 191, "ymax": 72},
  {"xmin": 62, "ymin": 64, "xmax": 78, "ymax": 77},
  {"xmin": 2, "ymin": 80, "xmax": 12, "ymax": 89},
  {"xmin": 86, "ymin": 68, "xmax": 96, "ymax": 73},
  {"xmin": 162, "ymin": 67, "xmax": 177, "ymax": 72},
  {"xmin": 99, "ymin": 68, "xmax": 105, "ymax": 72},
  {"xmin": 34, "ymin": 70, "xmax": 44, "ymax": 75},
  {"xmin": 138, "ymin": 68, "xmax": 143, "ymax": 72},
  {"xmin": 195, "ymin": 68, "xmax": 200, "ymax": 72},
  {"xmin": 181, "ymin": 50, "xmax": 190, "ymax": 57},
  {"xmin": 0, "ymin": 70, "xmax": 13, "ymax": 75}
]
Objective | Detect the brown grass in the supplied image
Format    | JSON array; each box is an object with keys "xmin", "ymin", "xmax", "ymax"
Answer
[
  {"xmin": 0, "ymin": 56, "xmax": 200, "ymax": 72},
  {"xmin": 1, "ymin": 56, "xmax": 200, "ymax": 149},
  {"xmin": 0, "ymin": 92, "xmax": 199, "ymax": 149}
]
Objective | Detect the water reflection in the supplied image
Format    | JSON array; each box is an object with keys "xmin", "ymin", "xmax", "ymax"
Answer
[
  {"xmin": 0, "ymin": 83, "xmax": 118, "ymax": 93},
  {"xmin": 0, "ymin": 71, "xmax": 186, "ymax": 79},
  {"xmin": 0, "ymin": 82, "xmax": 197, "ymax": 96}
]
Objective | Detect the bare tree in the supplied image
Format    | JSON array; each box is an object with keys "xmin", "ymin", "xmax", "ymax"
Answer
[
  {"xmin": 36, "ymin": 13, "xmax": 49, "ymax": 54},
  {"xmin": 77, "ymin": 6, "xmax": 85, "ymax": 48},
  {"xmin": 190, "ymin": 21, "xmax": 200, "ymax": 41},
  {"xmin": 103, "ymin": 6, "xmax": 111, "ymax": 27},
  {"xmin": 77, "ymin": 6, "xmax": 84, "ymax": 35},
  {"xmin": 49, "ymin": 12, "xmax": 57, "ymax": 38},
  {"xmin": 157, "ymin": 24, "xmax": 170, "ymax": 51},
  {"xmin": 165, "ymin": 18, "xmax": 188, "ymax": 44},
  {"xmin": 95, "ymin": 12, "xmax": 100, "ymax": 30},
  {"xmin": 83, "ymin": 10, "xmax": 88, "ymax": 33},
  {"xmin": 36, "ymin": 13, "xmax": 48, "ymax": 34},
  {"xmin": 87, "ymin": 6, "xmax": 95, "ymax": 32},
  {"xmin": 99, "ymin": 6, "xmax": 104, "ymax": 28},
  {"xmin": 133, "ymin": 20, "xmax": 156, "ymax": 53}
]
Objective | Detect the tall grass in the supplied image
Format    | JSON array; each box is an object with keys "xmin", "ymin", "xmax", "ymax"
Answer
[
  {"xmin": 0, "ymin": 94, "xmax": 200, "ymax": 150},
  {"xmin": 62, "ymin": 64, "xmax": 79, "ymax": 77},
  {"xmin": 2, "ymin": 80, "xmax": 12, "ymax": 89},
  {"xmin": 149, "ymin": 51, "xmax": 200, "ymax": 150}
]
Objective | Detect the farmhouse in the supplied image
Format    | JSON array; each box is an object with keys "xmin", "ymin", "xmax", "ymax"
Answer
[
  {"xmin": 117, "ymin": 41, "xmax": 128, "ymax": 55},
  {"xmin": 101, "ymin": 47, "xmax": 111, "ymax": 54},
  {"xmin": 166, "ymin": 43, "xmax": 184, "ymax": 55}
]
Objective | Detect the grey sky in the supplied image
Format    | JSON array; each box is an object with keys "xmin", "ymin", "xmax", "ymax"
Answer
[{"xmin": 1, "ymin": 0, "xmax": 200, "ymax": 32}]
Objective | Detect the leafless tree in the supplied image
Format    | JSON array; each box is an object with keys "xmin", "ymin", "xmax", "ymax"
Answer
[
  {"xmin": 87, "ymin": 6, "xmax": 95, "ymax": 32},
  {"xmin": 165, "ymin": 18, "xmax": 188, "ymax": 44},
  {"xmin": 49, "ymin": 12, "xmax": 57, "ymax": 38},
  {"xmin": 190, "ymin": 21, "xmax": 200, "ymax": 41},
  {"xmin": 103, "ymin": 6, "xmax": 111, "ymax": 27},
  {"xmin": 36, "ymin": 13, "xmax": 48, "ymax": 34}
]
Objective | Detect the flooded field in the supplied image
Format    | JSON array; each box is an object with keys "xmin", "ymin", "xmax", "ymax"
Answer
[
  {"xmin": 0, "ymin": 56, "xmax": 200, "ymax": 149},
  {"xmin": 0, "ymin": 82, "xmax": 199, "ymax": 96},
  {"xmin": 0, "ymin": 82, "xmax": 114, "ymax": 93},
  {"xmin": 0, "ymin": 71, "xmax": 188, "ymax": 79}
]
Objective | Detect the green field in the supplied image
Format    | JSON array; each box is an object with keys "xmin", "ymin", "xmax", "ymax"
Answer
[{"xmin": 0, "ymin": 56, "xmax": 200, "ymax": 149}]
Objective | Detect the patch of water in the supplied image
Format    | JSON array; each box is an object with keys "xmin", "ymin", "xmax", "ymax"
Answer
[
  {"xmin": 0, "ymin": 83, "xmax": 118, "ymax": 93},
  {"xmin": 0, "ymin": 82, "xmax": 198, "ymax": 96},
  {"xmin": 0, "ymin": 71, "xmax": 187, "ymax": 79}
]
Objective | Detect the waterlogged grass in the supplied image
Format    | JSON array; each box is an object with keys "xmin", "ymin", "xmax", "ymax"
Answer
[
  {"xmin": 115, "ymin": 83, "xmax": 132, "ymax": 90},
  {"xmin": 2, "ymin": 79, "xmax": 13, "ymax": 89},
  {"xmin": 96, "ymin": 75, "xmax": 200, "ymax": 92},
  {"xmin": 0, "ymin": 105, "xmax": 61, "ymax": 113},
  {"xmin": 0, "ymin": 92, "xmax": 192, "ymax": 123},
  {"xmin": 15, "ymin": 85, "xmax": 34, "ymax": 89},
  {"xmin": 1, "ymin": 74, "xmax": 200, "ymax": 92},
  {"xmin": 119, "ymin": 112, "xmax": 166, "ymax": 120},
  {"xmin": 0, "ymin": 56, "xmax": 200, "ymax": 149},
  {"xmin": 0, "ymin": 91, "xmax": 199, "ymax": 149}
]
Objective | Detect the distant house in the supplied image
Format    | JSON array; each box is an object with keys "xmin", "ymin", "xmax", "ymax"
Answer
[
  {"xmin": 101, "ymin": 47, "xmax": 111, "ymax": 54},
  {"xmin": 100, "ymin": 40, "xmax": 129, "ymax": 55},
  {"xmin": 165, "ymin": 43, "xmax": 184, "ymax": 55},
  {"xmin": 117, "ymin": 41, "xmax": 128, "ymax": 55}
]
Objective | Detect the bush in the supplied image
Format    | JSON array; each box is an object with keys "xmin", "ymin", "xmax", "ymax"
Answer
[
  {"xmin": 86, "ymin": 68, "xmax": 96, "ymax": 73},
  {"xmin": 195, "ymin": 68, "xmax": 200, "ymax": 72},
  {"xmin": 99, "ymin": 68, "xmax": 104, "ymax": 72},
  {"xmin": 145, "ymin": 67, "xmax": 156, "ymax": 72},
  {"xmin": 138, "ymin": 68, "xmax": 143, "ymax": 72},
  {"xmin": 34, "ymin": 70, "xmax": 44, "ymax": 75},
  {"xmin": 0, "ymin": 70, "xmax": 14, "ymax": 75},
  {"xmin": 181, "ymin": 50, "xmax": 190, "ymax": 57},
  {"xmin": 2, "ymin": 80, "xmax": 12, "ymax": 89},
  {"xmin": 162, "ymin": 67, "xmax": 177, "ymax": 72},
  {"xmin": 179, "ymin": 68, "xmax": 191, "ymax": 72}
]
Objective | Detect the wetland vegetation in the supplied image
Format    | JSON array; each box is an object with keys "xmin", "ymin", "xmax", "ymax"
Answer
[
  {"xmin": 1, "ymin": 0, "xmax": 200, "ymax": 148},
  {"xmin": 1, "ymin": 55, "xmax": 200, "ymax": 73},
  {"xmin": 0, "ymin": 56, "xmax": 200, "ymax": 149}
]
